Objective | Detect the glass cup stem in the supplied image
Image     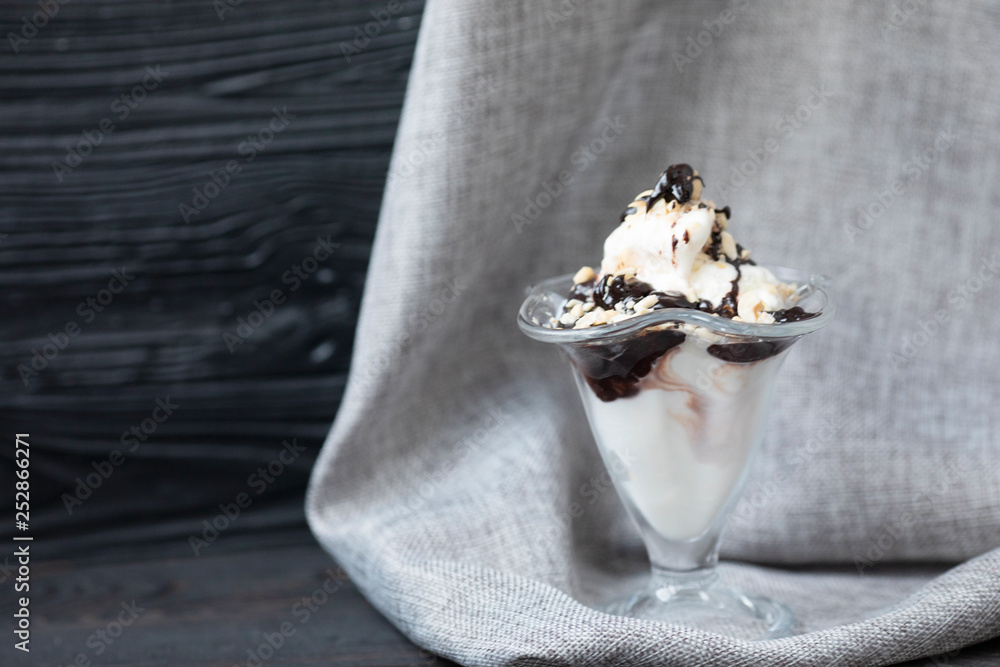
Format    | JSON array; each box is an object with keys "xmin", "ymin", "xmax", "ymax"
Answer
[
  {"xmin": 649, "ymin": 566, "xmax": 720, "ymax": 599},
  {"xmin": 643, "ymin": 528, "xmax": 722, "ymax": 573}
]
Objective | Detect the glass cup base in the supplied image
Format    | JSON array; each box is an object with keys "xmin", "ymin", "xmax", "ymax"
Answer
[{"xmin": 603, "ymin": 575, "xmax": 794, "ymax": 639}]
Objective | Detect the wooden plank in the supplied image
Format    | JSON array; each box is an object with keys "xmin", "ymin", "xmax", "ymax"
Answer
[
  {"xmin": 0, "ymin": 0, "xmax": 424, "ymax": 556},
  {"xmin": 2, "ymin": 530, "xmax": 457, "ymax": 666},
  {"xmin": 3, "ymin": 529, "xmax": 999, "ymax": 665}
]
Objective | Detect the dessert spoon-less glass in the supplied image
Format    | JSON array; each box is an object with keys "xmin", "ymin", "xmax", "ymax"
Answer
[{"xmin": 518, "ymin": 267, "xmax": 833, "ymax": 639}]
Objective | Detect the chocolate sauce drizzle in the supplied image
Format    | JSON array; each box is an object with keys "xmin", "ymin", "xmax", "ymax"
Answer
[
  {"xmin": 560, "ymin": 274, "xmax": 713, "ymax": 324},
  {"xmin": 568, "ymin": 328, "xmax": 686, "ymax": 402},
  {"xmin": 770, "ymin": 306, "xmax": 818, "ymax": 323},
  {"xmin": 557, "ymin": 165, "xmax": 816, "ymax": 401},
  {"xmin": 714, "ymin": 254, "xmax": 757, "ymax": 319},
  {"xmin": 642, "ymin": 164, "xmax": 701, "ymax": 211},
  {"xmin": 620, "ymin": 164, "xmax": 703, "ymax": 222},
  {"xmin": 706, "ymin": 339, "xmax": 795, "ymax": 364},
  {"xmin": 593, "ymin": 274, "xmax": 655, "ymax": 310}
]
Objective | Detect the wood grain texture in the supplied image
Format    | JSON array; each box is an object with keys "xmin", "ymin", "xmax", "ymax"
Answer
[
  {"xmin": 0, "ymin": 0, "xmax": 424, "ymax": 558},
  {"xmin": 0, "ymin": 528, "xmax": 997, "ymax": 666},
  {"xmin": 0, "ymin": 529, "xmax": 459, "ymax": 666}
]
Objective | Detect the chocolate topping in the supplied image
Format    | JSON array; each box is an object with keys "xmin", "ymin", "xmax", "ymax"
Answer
[
  {"xmin": 706, "ymin": 229, "xmax": 722, "ymax": 261},
  {"xmin": 593, "ymin": 274, "xmax": 654, "ymax": 310},
  {"xmin": 647, "ymin": 164, "xmax": 701, "ymax": 208},
  {"xmin": 707, "ymin": 339, "xmax": 795, "ymax": 364},
  {"xmin": 706, "ymin": 306, "xmax": 818, "ymax": 363},
  {"xmin": 570, "ymin": 326, "xmax": 797, "ymax": 403},
  {"xmin": 567, "ymin": 277, "xmax": 598, "ymax": 303},
  {"xmin": 567, "ymin": 328, "xmax": 686, "ymax": 402},
  {"xmin": 553, "ymin": 165, "xmax": 819, "ymax": 400},
  {"xmin": 620, "ymin": 164, "xmax": 702, "ymax": 221},
  {"xmin": 714, "ymin": 253, "xmax": 757, "ymax": 319},
  {"xmin": 716, "ymin": 272, "xmax": 740, "ymax": 319},
  {"xmin": 771, "ymin": 306, "xmax": 818, "ymax": 323},
  {"xmin": 556, "ymin": 274, "xmax": 714, "ymax": 328}
]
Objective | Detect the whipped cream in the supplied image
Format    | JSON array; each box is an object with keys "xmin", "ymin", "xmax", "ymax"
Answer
[
  {"xmin": 602, "ymin": 200, "xmax": 731, "ymax": 305},
  {"xmin": 558, "ymin": 165, "xmax": 797, "ymax": 328}
]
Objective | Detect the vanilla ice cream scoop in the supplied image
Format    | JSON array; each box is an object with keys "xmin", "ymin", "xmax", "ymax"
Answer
[{"xmin": 558, "ymin": 164, "xmax": 801, "ymax": 328}]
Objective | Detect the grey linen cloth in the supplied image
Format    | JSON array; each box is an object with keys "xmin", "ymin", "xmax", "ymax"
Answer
[{"xmin": 307, "ymin": 1, "xmax": 1000, "ymax": 664}]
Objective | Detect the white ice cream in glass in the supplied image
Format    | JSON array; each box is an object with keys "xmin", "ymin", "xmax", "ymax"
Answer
[{"xmin": 518, "ymin": 165, "xmax": 833, "ymax": 638}]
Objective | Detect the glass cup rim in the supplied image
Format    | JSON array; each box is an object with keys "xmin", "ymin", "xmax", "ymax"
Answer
[{"xmin": 518, "ymin": 265, "xmax": 835, "ymax": 344}]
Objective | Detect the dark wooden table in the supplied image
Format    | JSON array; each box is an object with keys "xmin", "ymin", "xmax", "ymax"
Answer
[
  {"xmin": 9, "ymin": 527, "xmax": 998, "ymax": 666},
  {"xmin": 12, "ymin": 527, "xmax": 458, "ymax": 666}
]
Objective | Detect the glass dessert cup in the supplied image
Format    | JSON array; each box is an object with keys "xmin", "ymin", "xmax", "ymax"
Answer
[{"xmin": 518, "ymin": 267, "xmax": 833, "ymax": 639}]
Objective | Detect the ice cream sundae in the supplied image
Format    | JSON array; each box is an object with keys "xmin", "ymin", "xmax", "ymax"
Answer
[
  {"xmin": 518, "ymin": 164, "xmax": 833, "ymax": 635},
  {"xmin": 546, "ymin": 164, "xmax": 816, "ymax": 540}
]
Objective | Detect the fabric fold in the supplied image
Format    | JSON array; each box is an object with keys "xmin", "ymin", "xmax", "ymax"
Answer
[{"xmin": 308, "ymin": 0, "xmax": 1000, "ymax": 663}]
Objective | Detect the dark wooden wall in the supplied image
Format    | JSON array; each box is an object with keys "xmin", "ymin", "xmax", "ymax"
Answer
[{"xmin": 0, "ymin": 0, "xmax": 424, "ymax": 559}]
